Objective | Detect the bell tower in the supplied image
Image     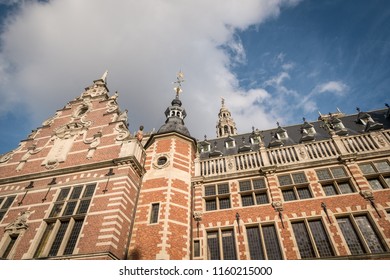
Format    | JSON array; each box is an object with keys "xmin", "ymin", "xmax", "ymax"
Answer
[
  {"xmin": 128, "ymin": 72, "xmax": 196, "ymax": 260},
  {"xmin": 216, "ymin": 98, "xmax": 237, "ymax": 138}
]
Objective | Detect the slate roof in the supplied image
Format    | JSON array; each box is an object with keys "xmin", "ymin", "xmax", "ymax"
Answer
[{"xmin": 198, "ymin": 107, "xmax": 390, "ymax": 160}]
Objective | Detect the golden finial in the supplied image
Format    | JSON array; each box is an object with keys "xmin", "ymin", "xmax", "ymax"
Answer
[{"xmin": 173, "ymin": 70, "xmax": 185, "ymax": 97}]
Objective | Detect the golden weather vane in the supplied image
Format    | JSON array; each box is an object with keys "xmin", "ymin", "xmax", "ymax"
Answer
[{"xmin": 173, "ymin": 71, "xmax": 185, "ymax": 97}]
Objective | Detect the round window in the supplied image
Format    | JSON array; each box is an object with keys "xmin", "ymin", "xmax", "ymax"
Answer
[{"xmin": 157, "ymin": 156, "xmax": 168, "ymax": 166}]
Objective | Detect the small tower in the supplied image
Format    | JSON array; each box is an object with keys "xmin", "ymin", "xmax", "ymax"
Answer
[
  {"xmin": 216, "ymin": 98, "xmax": 237, "ymax": 138},
  {"xmin": 128, "ymin": 72, "xmax": 197, "ymax": 260}
]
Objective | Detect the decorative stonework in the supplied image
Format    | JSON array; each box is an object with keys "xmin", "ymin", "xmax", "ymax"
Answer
[
  {"xmin": 115, "ymin": 123, "xmax": 131, "ymax": 141},
  {"xmin": 42, "ymin": 111, "xmax": 62, "ymax": 127},
  {"xmin": 83, "ymin": 130, "xmax": 102, "ymax": 159},
  {"xmin": 193, "ymin": 211, "xmax": 203, "ymax": 222},
  {"xmin": 5, "ymin": 211, "xmax": 31, "ymax": 235},
  {"xmin": 0, "ymin": 151, "xmax": 13, "ymax": 163},
  {"xmin": 372, "ymin": 131, "xmax": 388, "ymax": 147}
]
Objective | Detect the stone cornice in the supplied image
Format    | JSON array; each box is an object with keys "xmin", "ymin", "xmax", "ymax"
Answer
[{"xmin": 0, "ymin": 156, "xmax": 145, "ymax": 185}]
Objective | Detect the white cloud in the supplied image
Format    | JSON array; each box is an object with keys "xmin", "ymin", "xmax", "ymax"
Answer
[
  {"xmin": 316, "ymin": 81, "xmax": 349, "ymax": 95},
  {"xmin": 0, "ymin": 0, "xmax": 301, "ymax": 140}
]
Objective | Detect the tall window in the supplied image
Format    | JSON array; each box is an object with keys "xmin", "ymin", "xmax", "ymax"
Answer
[
  {"xmin": 0, "ymin": 235, "xmax": 18, "ymax": 259},
  {"xmin": 239, "ymin": 178, "xmax": 269, "ymax": 207},
  {"xmin": 150, "ymin": 203, "xmax": 160, "ymax": 224},
  {"xmin": 292, "ymin": 219, "xmax": 334, "ymax": 259},
  {"xmin": 246, "ymin": 224, "xmax": 283, "ymax": 260},
  {"xmin": 34, "ymin": 183, "xmax": 96, "ymax": 258},
  {"xmin": 278, "ymin": 172, "xmax": 312, "ymax": 202},
  {"xmin": 316, "ymin": 166, "xmax": 354, "ymax": 196},
  {"xmin": 359, "ymin": 161, "xmax": 390, "ymax": 190},
  {"xmin": 337, "ymin": 214, "xmax": 386, "ymax": 255},
  {"xmin": 0, "ymin": 196, "xmax": 16, "ymax": 222},
  {"xmin": 207, "ymin": 229, "xmax": 237, "ymax": 260},
  {"xmin": 204, "ymin": 183, "xmax": 231, "ymax": 211}
]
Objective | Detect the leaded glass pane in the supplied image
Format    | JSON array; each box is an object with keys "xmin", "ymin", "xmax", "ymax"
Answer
[
  {"xmin": 49, "ymin": 203, "xmax": 64, "ymax": 218},
  {"xmin": 219, "ymin": 197, "xmax": 231, "ymax": 209},
  {"xmin": 297, "ymin": 187, "xmax": 312, "ymax": 199},
  {"xmin": 256, "ymin": 193, "xmax": 269, "ymax": 204},
  {"xmin": 1, "ymin": 196, "xmax": 15, "ymax": 209},
  {"xmin": 282, "ymin": 189, "xmax": 296, "ymax": 201},
  {"xmin": 83, "ymin": 184, "xmax": 96, "ymax": 198},
  {"xmin": 292, "ymin": 173, "xmax": 307, "ymax": 184},
  {"xmin": 316, "ymin": 169, "xmax": 332, "ymax": 180},
  {"xmin": 205, "ymin": 199, "xmax": 217, "ymax": 211},
  {"xmin": 253, "ymin": 179, "xmax": 266, "ymax": 189},
  {"xmin": 241, "ymin": 195, "xmax": 254, "ymax": 207},
  {"xmin": 374, "ymin": 161, "xmax": 390, "ymax": 172},
  {"xmin": 205, "ymin": 185, "xmax": 216, "ymax": 196},
  {"xmin": 359, "ymin": 163, "xmax": 375, "ymax": 174},
  {"xmin": 76, "ymin": 199, "xmax": 91, "ymax": 214},
  {"xmin": 368, "ymin": 179, "xmax": 384, "ymax": 190},
  {"xmin": 222, "ymin": 230, "xmax": 236, "ymax": 260},
  {"xmin": 218, "ymin": 183, "xmax": 229, "ymax": 194},
  {"xmin": 2, "ymin": 235, "xmax": 18, "ymax": 259},
  {"xmin": 331, "ymin": 167, "xmax": 347, "ymax": 178},
  {"xmin": 308, "ymin": 220, "xmax": 334, "ymax": 257},
  {"xmin": 48, "ymin": 221, "xmax": 69, "ymax": 256},
  {"xmin": 193, "ymin": 240, "xmax": 200, "ymax": 257},
  {"xmin": 56, "ymin": 188, "xmax": 70, "ymax": 201},
  {"xmin": 337, "ymin": 217, "xmax": 366, "ymax": 255},
  {"xmin": 207, "ymin": 232, "xmax": 220, "ymax": 260},
  {"xmin": 278, "ymin": 175, "xmax": 292, "ymax": 186},
  {"xmin": 323, "ymin": 184, "xmax": 337, "ymax": 196},
  {"xmin": 63, "ymin": 219, "xmax": 83, "ymax": 255},
  {"xmin": 262, "ymin": 225, "xmax": 283, "ymax": 260},
  {"xmin": 355, "ymin": 216, "xmax": 385, "ymax": 253},
  {"xmin": 239, "ymin": 181, "xmax": 251, "ymax": 192},
  {"xmin": 246, "ymin": 227, "xmax": 264, "ymax": 260},
  {"xmin": 338, "ymin": 182, "xmax": 353, "ymax": 194},
  {"xmin": 70, "ymin": 186, "xmax": 83, "ymax": 200},
  {"xmin": 63, "ymin": 201, "xmax": 77, "ymax": 216},
  {"xmin": 292, "ymin": 222, "xmax": 315, "ymax": 259},
  {"xmin": 150, "ymin": 203, "xmax": 159, "ymax": 223},
  {"xmin": 34, "ymin": 223, "xmax": 55, "ymax": 258}
]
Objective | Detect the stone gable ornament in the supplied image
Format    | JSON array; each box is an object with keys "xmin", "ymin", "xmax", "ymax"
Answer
[{"xmin": 5, "ymin": 211, "xmax": 31, "ymax": 234}]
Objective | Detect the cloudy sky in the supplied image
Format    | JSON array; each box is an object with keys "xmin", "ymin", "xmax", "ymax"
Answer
[{"xmin": 0, "ymin": 0, "xmax": 389, "ymax": 154}]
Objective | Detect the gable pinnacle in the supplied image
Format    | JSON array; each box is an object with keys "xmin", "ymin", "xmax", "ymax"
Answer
[{"xmin": 101, "ymin": 70, "xmax": 108, "ymax": 83}]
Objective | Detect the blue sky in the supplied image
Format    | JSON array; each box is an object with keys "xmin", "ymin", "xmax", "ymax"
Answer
[{"xmin": 0, "ymin": 0, "xmax": 389, "ymax": 155}]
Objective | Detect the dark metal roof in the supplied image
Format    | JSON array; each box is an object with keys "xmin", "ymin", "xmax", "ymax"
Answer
[{"xmin": 198, "ymin": 108, "xmax": 390, "ymax": 159}]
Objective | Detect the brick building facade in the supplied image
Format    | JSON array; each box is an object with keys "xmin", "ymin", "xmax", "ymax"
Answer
[{"xmin": 0, "ymin": 72, "xmax": 390, "ymax": 260}]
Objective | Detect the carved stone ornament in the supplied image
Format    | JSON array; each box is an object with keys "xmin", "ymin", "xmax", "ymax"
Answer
[
  {"xmin": 361, "ymin": 190, "xmax": 374, "ymax": 200},
  {"xmin": 5, "ymin": 211, "xmax": 31, "ymax": 234},
  {"xmin": 82, "ymin": 81, "xmax": 108, "ymax": 97},
  {"xmin": 106, "ymin": 99, "xmax": 119, "ymax": 114},
  {"xmin": 193, "ymin": 211, "xmax": 203, "ymax": 222},
  {"xmin": 0, "ymin": 151, "xmax": 13, "ymax": 163},
  {"xmin": 72, "ymin": 100, "xmax": 92, "ymax": 119},
  {"xmin": 42, "ymin": 111, "xmax": 62, "ymax": 127},
  {"xmin": 272, "ymin": 201, "xmax": 283, "ymax": 212},
  {"xmin": 115, "ymin": 123, "xmax": 131, "ymax": 141},
  {"xmin": 372, "ymin": 132, "xmax": 388, "ymax": 147}
]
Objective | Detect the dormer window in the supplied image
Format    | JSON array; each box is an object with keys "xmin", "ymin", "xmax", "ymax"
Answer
[
  {"xmin": 225, "ymin": 138, "xmax": 235, "ymax": 149},
  {"xmin": 275, "ymin": 122, "xmax": 288, "ymax": 140},
  {"xmin": 250, "ymin": 137, "xmax": 260, "ymax": 145},
  {"xmin": 201, "ymin": 143, "xmax": 211, "ymax": 153}
]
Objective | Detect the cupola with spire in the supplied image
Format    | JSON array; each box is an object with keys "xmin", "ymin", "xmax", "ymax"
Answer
[
  {"xmin": 216, "ymin": 97, "xmax": 237, "ymax": 138},
  {"xmin": 157, "ymin": 71, "xmax": 191, "ymax": 137}
]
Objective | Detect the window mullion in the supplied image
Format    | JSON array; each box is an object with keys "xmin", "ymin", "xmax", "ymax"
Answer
[
  {"xmin": 350, "ymin": 215, "xmax": 371, "ymax": 253},
  {"xmin": 259, "ymin": 225, "xmax": 268, "ymax": 260},
  {"xmin": 42, "ymin": 220, "xmax": 61, "ymax": 257},
  {"xmin": 57, "ymin": 218, "xmax": 75, "ymax": 256},
  {"xmin": 305, "ymin": 220, "xmax": 320, "ymax": 258}
]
